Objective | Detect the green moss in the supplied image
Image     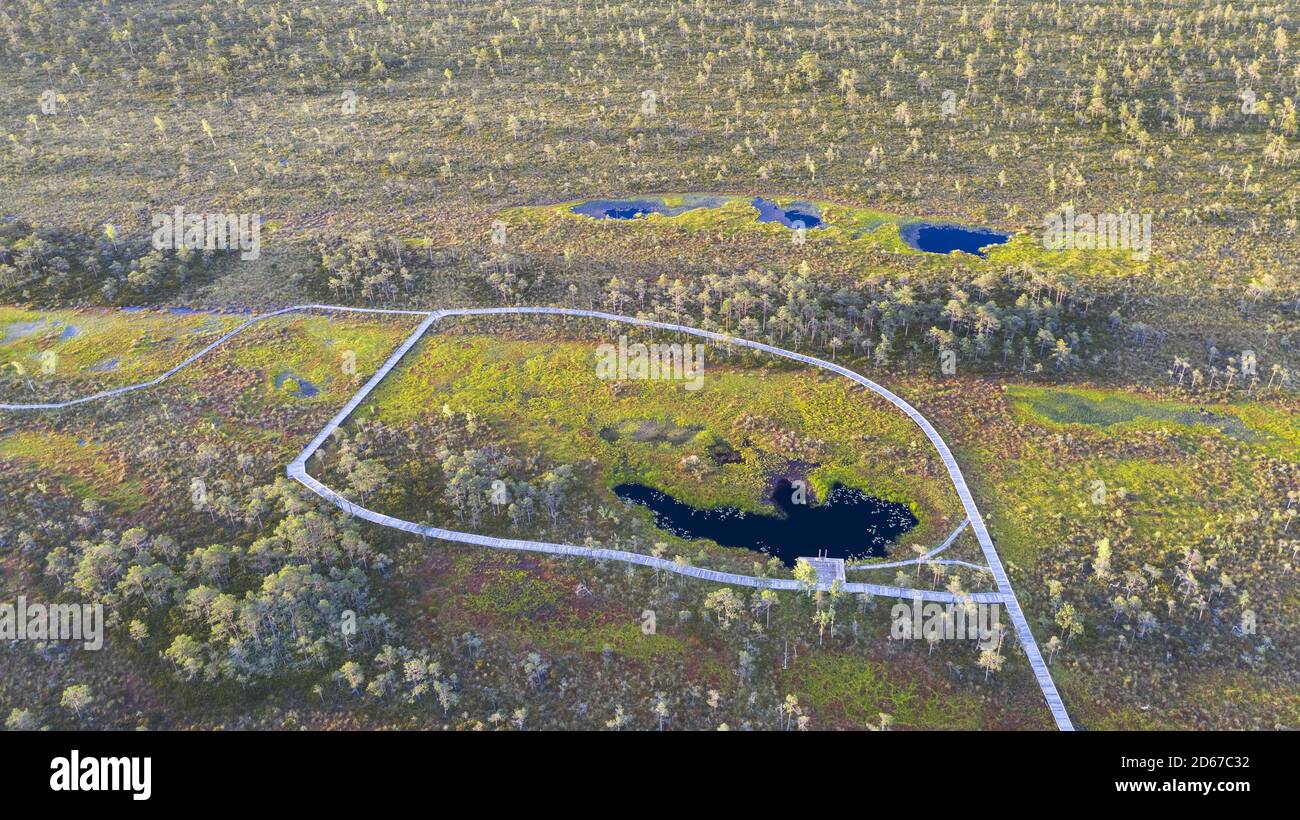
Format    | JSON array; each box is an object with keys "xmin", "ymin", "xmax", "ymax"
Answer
[
  {"xmin": 0, "ymin": 431, "xmax": 146, "ymax": 510},
  {"xmin": 532, "ymin": 621, "xmax": 688, "ymax": 662},
  {"xmin": 220, "ymin": 315, "xmax": 415, "ymax": 406},
  {"xmin": 504, "ymin": 194, "xmax": 1161, "ymax": 276},
  {"xmin": 1008, "ymin": 384, "xmax": 1297, "ymax": 458},
  {"xmin": 1, "ymin": 308, "xmax": 242, "ymax": 389},
  {"xmin": 973, "ymin": 441, "xmax": 1205, "ymax": 570},
  {"xmin": 463, "ymin": 568, "xmax": 567, "ymax": 618},
  {"xmin": 362, "ymin": 321, "xmax": 962, "ymax": 552},
  {"xmin": 789, "ymin": 653, "xmax": 982, "ymax": 730}
]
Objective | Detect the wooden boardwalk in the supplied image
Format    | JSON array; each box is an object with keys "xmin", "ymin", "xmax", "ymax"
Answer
[
  {"xmin": 292, "ymin": 305, "xmax": 1074, "ymax": 731},
  {"xmin": 1, "ymin": 303, "xmax": 1073, "ymax": 730},
  {"xmin": 801, "ymin": 556, "xmax": 846, "ymax": 586}
]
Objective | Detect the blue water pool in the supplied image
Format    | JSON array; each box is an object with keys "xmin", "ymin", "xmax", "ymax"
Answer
[
  {"xmin": 751, "ymin": 197, "xmax": 823, "ymax": 229},
  {"xmin": 902, "ymin": 222, "xmax": 1009, "ymax": 256},
  {"xmin": 614, "ymin": 479, "xmax": 916, "ymax": 566}
]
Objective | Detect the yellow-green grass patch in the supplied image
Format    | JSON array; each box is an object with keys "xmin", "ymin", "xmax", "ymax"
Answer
[
  {"xmin": 973, "ymin": 444, "xmax": 1203, "ymax": 570},
  {"xmin": 788, "ymin": 653, "xmax": 984, "ymax": 730},
  {"xmin": 503, "ymin": 195, "xmax": 1157, "ymax": 276},
  {"xmin": 1, "ymin": 306, "xmax": 243, "ymax": 388},
  {"xmin": 0, "ymin": 431, "xmax": 146, "ymax": 510},
  {"xmin": 214, "ymin": 314, "xmax": 416, "ymax": 406},
  {"xmin": 1007, "ymin": 384, "xmax": 1298, "ymax": 459},
  {"xmin": 362, "ymin": 324, "xmax": 962, "ymax": 547}
]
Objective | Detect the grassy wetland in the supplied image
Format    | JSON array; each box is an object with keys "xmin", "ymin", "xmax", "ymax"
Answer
[{"xmin": 0, "ymin": 0, "xmax": 1296, "ymax": 731}]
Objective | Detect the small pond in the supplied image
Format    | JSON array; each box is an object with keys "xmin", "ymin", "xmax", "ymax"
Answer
[
  {"xmin": 902, "ymin": 222, "xmax": 1010, "ymax": 256},
  {"xmin": 569, "ymin": 195, "xmax": 1013, "ymax": 250},
  {"xmin": 571, "ymin": 195, "xmax": 729, "ymax": 220},
  {"xmin": 751, "ymin": 197, "xmax": 822, "ymax": 229},
  {"xmin": 2, "ymin": 319, "xmax": 46, "ymax": 344},
  {"xmin": 571, "ymin": 194, "xmax": 822, "ymax": 230},
  {"xmin": 613, "ymin": 478, "xmax": 916, "ymax": 567},
  {"xmin": 273, "ymin": 371, "xmax": 319, "ymax": 398}
]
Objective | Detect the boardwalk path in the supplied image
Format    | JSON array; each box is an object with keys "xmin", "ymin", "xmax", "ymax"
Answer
[
  {"xmin": 849, "ymin": 518, "xmax": 972, "ymax": 570},
  {"xmin": 2, "ymin": 303, "xmax": 1072, "ymax": 730}
]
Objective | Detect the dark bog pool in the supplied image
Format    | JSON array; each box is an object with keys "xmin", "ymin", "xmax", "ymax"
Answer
[
  {"xmin": 614, "ymin": 479, "xmax": 916, "ymax": 567},
  {"xmin": 572, "ymin": 195, "xmax": 729, "ymax": 220},
  {"xmin": 573, "ymin": 195, "xmax": 825, "ymax": 230},
  {"xmin": 273, "ymin": 371, "xmax": 319, "ymax": 398},
  {"xmin": 902, "ymin": 223, "xmax": 1009, "ymax": 256},
  {"xmin": 751, "ymin": 197, "xmax": 822, "ymax": 229}
]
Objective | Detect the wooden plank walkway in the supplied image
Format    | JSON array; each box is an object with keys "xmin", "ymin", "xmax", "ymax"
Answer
[
  {"xmin": 801, "ymin": 556, "xmax": 846, "ymax": 586},
  {"xmin": 848, "ymin": 518, "xmax": 973, "ymax": 571},
  {"xmin": 0, "ymin": 303, "xmax": 1073, "ymax": 730},
  {"xmin": 0, "ymin": 304, "xmax": 428, "ymax": 411}
]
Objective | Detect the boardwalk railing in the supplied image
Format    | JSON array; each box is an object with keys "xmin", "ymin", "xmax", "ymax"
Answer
[
  {"xmin": 1, "ymin": 303, "xmax": 1073, "ymax": 730},
  {"xmin": 290, "ymin": 306, "xmax": 1074, "ymax": 731}
]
